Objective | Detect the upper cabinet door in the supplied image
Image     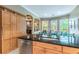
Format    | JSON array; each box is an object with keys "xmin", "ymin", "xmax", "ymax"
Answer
[
  {"xmin": 19, "ymin": 16, "xmax": 26, "ymax": 35},
  {"xmin": 16, "ymin": 14, "xmax": 26, "ymax": 36},
  {"xmin": 2, "ymin": 9, "xmax": 11, "ymax": 32},
  {"xmin": 11, "ymin": 12, "xmax": 16, "ymax": 25},
  {"xmin": 10, "ymin": 12, "xmax": 17, "ymax": 37},
  {"xmin": 16, "ymin": 14, "xmax": 21, "ymax": 36},
  {"xmin": 2, "ymin": 9, "xmax": 11, "ymax": 25},
  {"xmin": 2, "ymin": 9, "xmax": 11, "ymax": 40}
]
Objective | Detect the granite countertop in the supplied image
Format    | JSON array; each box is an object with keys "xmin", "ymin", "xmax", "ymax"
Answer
[{"xmin": 18, "ymin": 35, "xmax": 79, "ymax": 48}]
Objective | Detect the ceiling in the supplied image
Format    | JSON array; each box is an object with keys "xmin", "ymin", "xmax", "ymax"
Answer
[{"xmin": 22, "ymin": 5, "xmax": 77, "ymax": 18}]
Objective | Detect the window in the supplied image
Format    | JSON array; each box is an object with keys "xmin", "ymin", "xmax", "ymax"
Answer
[
  {"xmin": 51, "ymin": 20, "xmax": 57, "ymax": 32},
  {"xmin": 59, "ymin": 18, "xmax": 68, "ymax": 32},
  {"xmin": 41, "ymin": 20, "xmax": 48, "ymax": 32},
  {"xmin": 59, "ymin": 18, "xmax": 69, "ymax": 44},
  {"xmin": 69, "ymin": 18, "xmax": 78, "ymax": 34}
]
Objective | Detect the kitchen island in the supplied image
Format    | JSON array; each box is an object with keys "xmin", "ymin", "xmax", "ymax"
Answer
[{"xmin": 18, "ymin": 34, "xmax": 79, "ymax": 54}]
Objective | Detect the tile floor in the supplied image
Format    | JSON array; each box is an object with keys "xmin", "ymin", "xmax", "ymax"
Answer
[{"xmin": 9, "ymin": 48, "xmax": 19, "ymax": 54}]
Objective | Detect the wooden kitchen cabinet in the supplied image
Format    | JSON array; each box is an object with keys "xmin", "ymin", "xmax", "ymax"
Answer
[
  {"xmin": 10, "ymin": 12, "xmax": 17, "ymax": 50},
  {"xmin": 32, "ymin": 41, "xmax": 62, "ymax": 54},
  {"xmin": 2, "ymin": 9, "xmax": 11, "ymax": 40},
  {"xmin": 32, "ymin": 41, "xmax": 79, "ymax": 54},
  {"xmin": 11, "ymin": 38, "xmax": 18, "ymax": 50},
  {"xmin": 32, "ymin": 41, "xmax": 36, "ymax": 45},
  {"xmin": 63, "ymin": 46, "xmax": 79, "ymax": 54},
  {"xmin": 2, "ymin": 9, "xmax": 11, "ymax": 25},
  {"xmin": 18, "ymin": 15, "xmax": 25, "ymax": 36},
  {"xmin": 16, "ymin": 15, "xmax": 22, "ymax": 36},
  {"xmin": 1, "ymin": 9, "xmax": 11, "ymax": 54},
  {"xmin": 0, "ymin": 7, "xmax": 26, "ymax": 54},
  {"xmin": 10, "ymin": 12, "xmax": 17, "ymax": 37},
  {"xmin": 33, "ymin": 41, "xmax": 62, "ymax": 52},
  {"xmin": 16, "ymin": 15, "xmax": 26, "ymax": 37},
  {"xmin": 32, "ymin": 46, "xmax": 45, "ymax": 54},
  {"xmin": 16, "ymin": 14, "xmax": 20, "ymax": 37},
  {"xmin": 2, "ymin": 30, "xmax": 11, "ymax": 40},
  {"xmin": 2, "ymin": 39, "xmax": 11, "ymax": 54},
  {"xmin": 20, "ymin": 16, "xmax": 26, "ymax": 36}
]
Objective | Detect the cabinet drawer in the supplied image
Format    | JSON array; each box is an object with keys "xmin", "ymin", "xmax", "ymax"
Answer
[
  {"xmin": 63, "ymin": 46, "xmax": 79, "ymax": 54},
  {"xmin": 35, "ymin": 41, "xmax": 62, "ymax": 51},
  {"xmin": 46, "ymin": 49, "xmax": 62, "ymax": 54}
]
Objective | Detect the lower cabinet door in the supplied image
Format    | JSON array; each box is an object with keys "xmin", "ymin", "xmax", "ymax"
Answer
[
  {"xmin": 46, "ymin": 49, "xmax": 62, "ymax": 54},
  {"xmin": 63, "ymin": 46, "xmax": 79, "ymax": 54},
  {"xmin": 2, "ymin": 39, "xmax": 11, "ymax": 54},
  {"xmin": 32, "ymin": 46, "xmax": 45, "ymax": 54},
  {"xmin": 11, "ymin": 38, "xmax": 18, "ymax": 50}
]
